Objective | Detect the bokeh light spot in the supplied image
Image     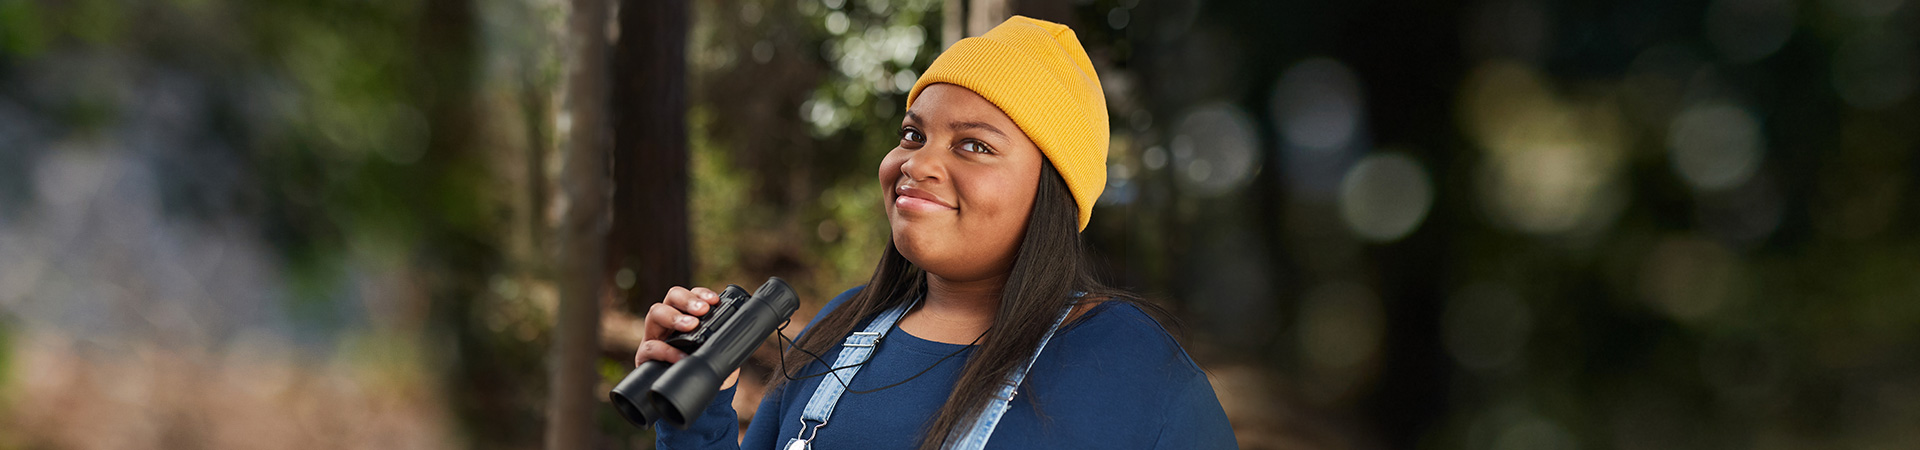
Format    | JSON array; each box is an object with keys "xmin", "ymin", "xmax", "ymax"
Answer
[
  {"xmin": 1171, "ymin": 101, "xmax": 1260, "ymax": 197},
  {"xmin": 1298, "ymin": 282, "xmax": 1383, "ymax": 375},
  {"xmin": 1667, "ymin": 101, "xmax": 1764, "ymax": 192},
  {"xmin": 1704, "ymin": 0, "xmax": 1796, "ymax": 63},
  {"xmin": 1271, "ymin": 58, "xmax": 1367, "ymax": 202},
  {"xmin": 1638, "ymin": 236, "xmax": 1743, "ymax": 321},
  {"xmin": 1296, "ymin": 281, "xmax": 1384, "ymax": 404},
  {"xmin": 1141, "ymin": 145, "xmax": 1167, "ymax": 170},
  {"xmin": 1338, "ymin": 151, "xmax": 1434, "ymax": 242},
  {"xmin": 1273, "ymin": 58, "xmax": 1363, "ymax": 151},
  {"xmin": 1831, "ymin": 29, "xmax": 1917, "ymax": 110},
  {"xmin": 1463, "ymin": 0, "xmax": 1552, "ymax": 64},
  {"xmin": 1443, "ymin": 283, "xmax": 1531, "ymax": 371},
  {"xmin": 1461, "ymin": 61, "xmax": 1628, "ymax": 236},
  {"xmin": 614, "ymin": 268, "xmax": 635, "ymax": 290},
  {"xmin": 1696, "ymin": 174, "xmax": 1784, "ymax": 245},
  {"xmin": 825, "ymin": 11, "xmax": 849, "ymax": 35},
  {"xmin": 752, "ymin": 41, "xmax": 774, "ymax": 63}
]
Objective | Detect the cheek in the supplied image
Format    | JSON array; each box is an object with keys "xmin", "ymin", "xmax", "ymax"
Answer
[
  {"xmin": 877, "ymin": 151, "xmax": 905, "ymax": 197},
  {"xmin": 959, "ymin": 171, "xmax": 1037, "ymax": 236}
]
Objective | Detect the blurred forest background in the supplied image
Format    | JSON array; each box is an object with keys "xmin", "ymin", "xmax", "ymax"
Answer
[{"xmin": 1, "ymin": 0, "xmax": 1917, "ymax": 449}]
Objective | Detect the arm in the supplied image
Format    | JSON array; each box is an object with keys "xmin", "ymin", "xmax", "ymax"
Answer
[
  {"xmin": 655, "ymin": 385, "xmax": 742, "ymax": 449},
  {"xmin": 738, "ymin": 377, "xmax": 786, "ymax": 449},
  {"xmin": 1153, "ymin": 373, "xmax": 1239, "ymax": 449}
]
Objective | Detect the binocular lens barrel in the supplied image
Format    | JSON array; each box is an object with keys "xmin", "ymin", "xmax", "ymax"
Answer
[{"xmin": 610, "ymin": 277, "xmax": 800, "ymax": 429}]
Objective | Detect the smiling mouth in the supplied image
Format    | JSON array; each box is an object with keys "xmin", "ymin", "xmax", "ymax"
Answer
[{"xmin": 894, "ymin": 185, "xmax": 956, "ymax": 211}]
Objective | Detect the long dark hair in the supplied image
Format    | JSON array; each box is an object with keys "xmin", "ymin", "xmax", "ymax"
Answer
[{"xmin": 774, "ymin": 160, "xmax": 1137, "ymax": 449}]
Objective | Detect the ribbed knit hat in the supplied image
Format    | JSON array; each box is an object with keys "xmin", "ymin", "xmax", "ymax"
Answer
[{"xmin": 906, "ymin": 16, "xmax": 1108, "ymax": 231}]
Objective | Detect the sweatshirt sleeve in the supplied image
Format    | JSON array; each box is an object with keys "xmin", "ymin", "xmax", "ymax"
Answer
[
  {"xmin": 1152, "ymin": 373, "xmax": 1239, "ymax": 449},
  {"xmin": 654, "ymin": 384, "xmax": 741, "ymax": 449},
  {"xmin": 738, "ymin": 380, "xmax": 786, "ymax": 449},
  {"xmin": 658, "ymin": 285, "xmax": 862, "ymax": 449}
]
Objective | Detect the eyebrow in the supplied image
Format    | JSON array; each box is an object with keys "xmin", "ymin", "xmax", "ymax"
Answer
[
  {"xmin": 905, "ymin": 111, "xmax": 1010, "ymax": 141},
  {"xmin": 950, "ymin": 121, "xmax": 1009, "ymax": 140}
]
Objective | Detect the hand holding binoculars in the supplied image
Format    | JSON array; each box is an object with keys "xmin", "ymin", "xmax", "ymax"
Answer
[{"xmin": 610, "ymin": 277, "xmax": 800, "ymax": 429}]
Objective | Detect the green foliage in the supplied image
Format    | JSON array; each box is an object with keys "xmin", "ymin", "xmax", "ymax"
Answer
[{"xmin": 0, "ymin": 0, "xmax": 47, "ymax": 56}]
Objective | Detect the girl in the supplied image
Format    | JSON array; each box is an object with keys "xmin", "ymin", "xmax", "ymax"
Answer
[{"xmin": 636, "ymin": 16, "xmax": 1237, "ymax": 449}]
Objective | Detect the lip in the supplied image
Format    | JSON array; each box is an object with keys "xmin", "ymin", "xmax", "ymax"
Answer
[{"xmin": 893, "ymin": 184, "xmax": 956, "ymax": 212}]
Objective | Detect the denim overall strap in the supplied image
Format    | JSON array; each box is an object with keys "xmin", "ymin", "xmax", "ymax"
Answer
[
  {"xmin": 789, "ymin": 295, "xmax": 917, "ymax": 444},
  {"xmin": 944, "ymin": 303, "xmax": 1075, "ymax": 450}
]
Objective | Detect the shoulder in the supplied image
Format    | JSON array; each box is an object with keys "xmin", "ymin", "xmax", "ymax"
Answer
[
  {"xmin": 818, "ymin": 285, "xmax": 865, "ymax": 317},
  {"xmin": 795, "ymin": 285, "xmax": 866, "ymax": 338},
  {"xmin": 1017, "ymin": 300, "xmax": 1232, "ymax": 444},
  {"xmin": 1048, "ymin": 300, "xmax": 1206, "ymax": 380}
]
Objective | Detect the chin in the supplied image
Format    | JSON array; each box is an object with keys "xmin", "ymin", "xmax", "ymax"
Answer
[
  {"xmin": 891, "ymin": 227, "xmax": 960, "ymax": 274},
  {"xmin": 890, "ymin": 227, "xmax": 935, "ymax": 264},
  {"xmin": 892, "ymin": 239, "xmax": 1009, "ymax": 284}
]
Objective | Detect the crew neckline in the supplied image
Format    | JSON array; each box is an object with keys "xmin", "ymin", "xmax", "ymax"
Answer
[
  {"xmin": 881, "ymin": 301, "xmax": 1122, "ymax": 356},
  {"xmin": 889, "ymin": 326, "xmax": 974, "ymax": 356}
]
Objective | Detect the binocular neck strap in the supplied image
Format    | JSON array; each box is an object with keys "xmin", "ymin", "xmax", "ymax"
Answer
[{"xmin": 796, "ymin": 295, "xmax": 918, "ymax": 428}]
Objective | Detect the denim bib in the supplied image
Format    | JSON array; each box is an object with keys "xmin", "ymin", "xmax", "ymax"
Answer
[{"xmin": 784, "ymin": 295, "xmax": 1073, "ymax": 450}]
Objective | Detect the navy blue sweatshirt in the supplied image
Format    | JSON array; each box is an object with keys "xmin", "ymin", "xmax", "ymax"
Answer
[{"xmin": 657, "ymin": 286, "xmax": 1237, "ymax": 449}]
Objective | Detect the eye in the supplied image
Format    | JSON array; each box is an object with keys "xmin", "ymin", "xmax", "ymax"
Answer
[
  {"xmin": 957, "ymin": 140, "xmax": 995, "ymax": 155},
  {"xmin": 900, "ymin": 126, "xmax": 926, "ymax": 144}
]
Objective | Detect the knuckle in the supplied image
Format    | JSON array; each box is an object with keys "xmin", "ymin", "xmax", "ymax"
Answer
[
  {"xmin": 647, "ymin": 305, "xmax": 682, "ymax": 326},
  {"xmin": 641, "ymin": 341, "xmax": 678, "ymax": 362}
]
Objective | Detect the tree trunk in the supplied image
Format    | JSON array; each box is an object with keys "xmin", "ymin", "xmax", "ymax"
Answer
[
  {"xmin": 610, "ymin": 0, "xmax": 691, "ymax": 316},
  {"xmin": 546, "ymin": 0, "xmax": 609, "ymax": 446},
  {"xmin": 966, "ymin": 0, "xmax": 1014, "ymax": 39},
  {"xmin": 946, "ymin": 0, "xmax": 1015, "ymax": 45},
  {"xmin": 951, "ymin": 0, "xmax": 1073, "ymax": 44},
  {"xmin": 944, "ymin": 0, "xmax": 966, "ymax": 48}
]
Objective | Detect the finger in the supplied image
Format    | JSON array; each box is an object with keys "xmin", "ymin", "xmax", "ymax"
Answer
[
  {"xmin": 646, "ymin": 303, "xmax": 699, "ymax": 339},
  {"xmin": 664, "ymin": 286, "xmax": 710, "ymax": 316},
  {"xmin": 688, "ymin": 287, "xmax": 720, "ymax": 306},
  {"xmin": 634, "ymin": 340, "xmax": 687, "ymax": 366}
]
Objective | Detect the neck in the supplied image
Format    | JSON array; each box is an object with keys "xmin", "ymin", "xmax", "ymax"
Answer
[{"xmin": 901, "ymin": 271, "xmax": 1004, "ymax": 343}]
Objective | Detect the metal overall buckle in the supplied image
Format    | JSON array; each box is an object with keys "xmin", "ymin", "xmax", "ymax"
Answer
[{"xmin": 784, "ymin": 419, "xmax": 825, "ymax": 450}]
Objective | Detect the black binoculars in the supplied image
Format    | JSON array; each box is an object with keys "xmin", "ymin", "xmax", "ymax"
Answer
[{"xmin": 610, "ymin": 277, "xmax": 800, "ymax": 429}]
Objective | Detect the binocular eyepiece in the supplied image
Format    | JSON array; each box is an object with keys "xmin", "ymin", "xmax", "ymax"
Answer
[{"xmin": 610, "ymin": 277, "xmax": 801, "ymax": 429}]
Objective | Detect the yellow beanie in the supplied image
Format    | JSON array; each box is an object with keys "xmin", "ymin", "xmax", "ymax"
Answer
[{"xmin": 907, "ymin": 16, "xmax": 1108, "ymax": 231}]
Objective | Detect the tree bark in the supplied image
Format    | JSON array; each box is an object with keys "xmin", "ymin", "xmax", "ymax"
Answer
[
  {"xmin": 610, "ymin": 0, "xmax": 691, "ymax": 316},
  {"xmin": 545, "ymin": 0, "xmax": 609, "ymax": 446},
  {"xmin": 953, "ymin": 0, "xmax": 1069, "ymax": 45},
  {"xmin": 944, "ymin": 0, "xmax": 966, "ymax": 48},
  {"xmin": 966, "ymin": 0, "xmax": 1014, "ymax": 39}
]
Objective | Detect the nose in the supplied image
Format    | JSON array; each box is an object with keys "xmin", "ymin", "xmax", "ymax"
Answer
[{"xmin": 899, "ymin": 143, "xmax": 949, "ymax": 183}]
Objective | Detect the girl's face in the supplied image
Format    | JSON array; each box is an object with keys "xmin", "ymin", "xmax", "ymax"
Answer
[{"xmin": 880, "ymin": 83, "xmax": 1043, "ymax": 283}]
